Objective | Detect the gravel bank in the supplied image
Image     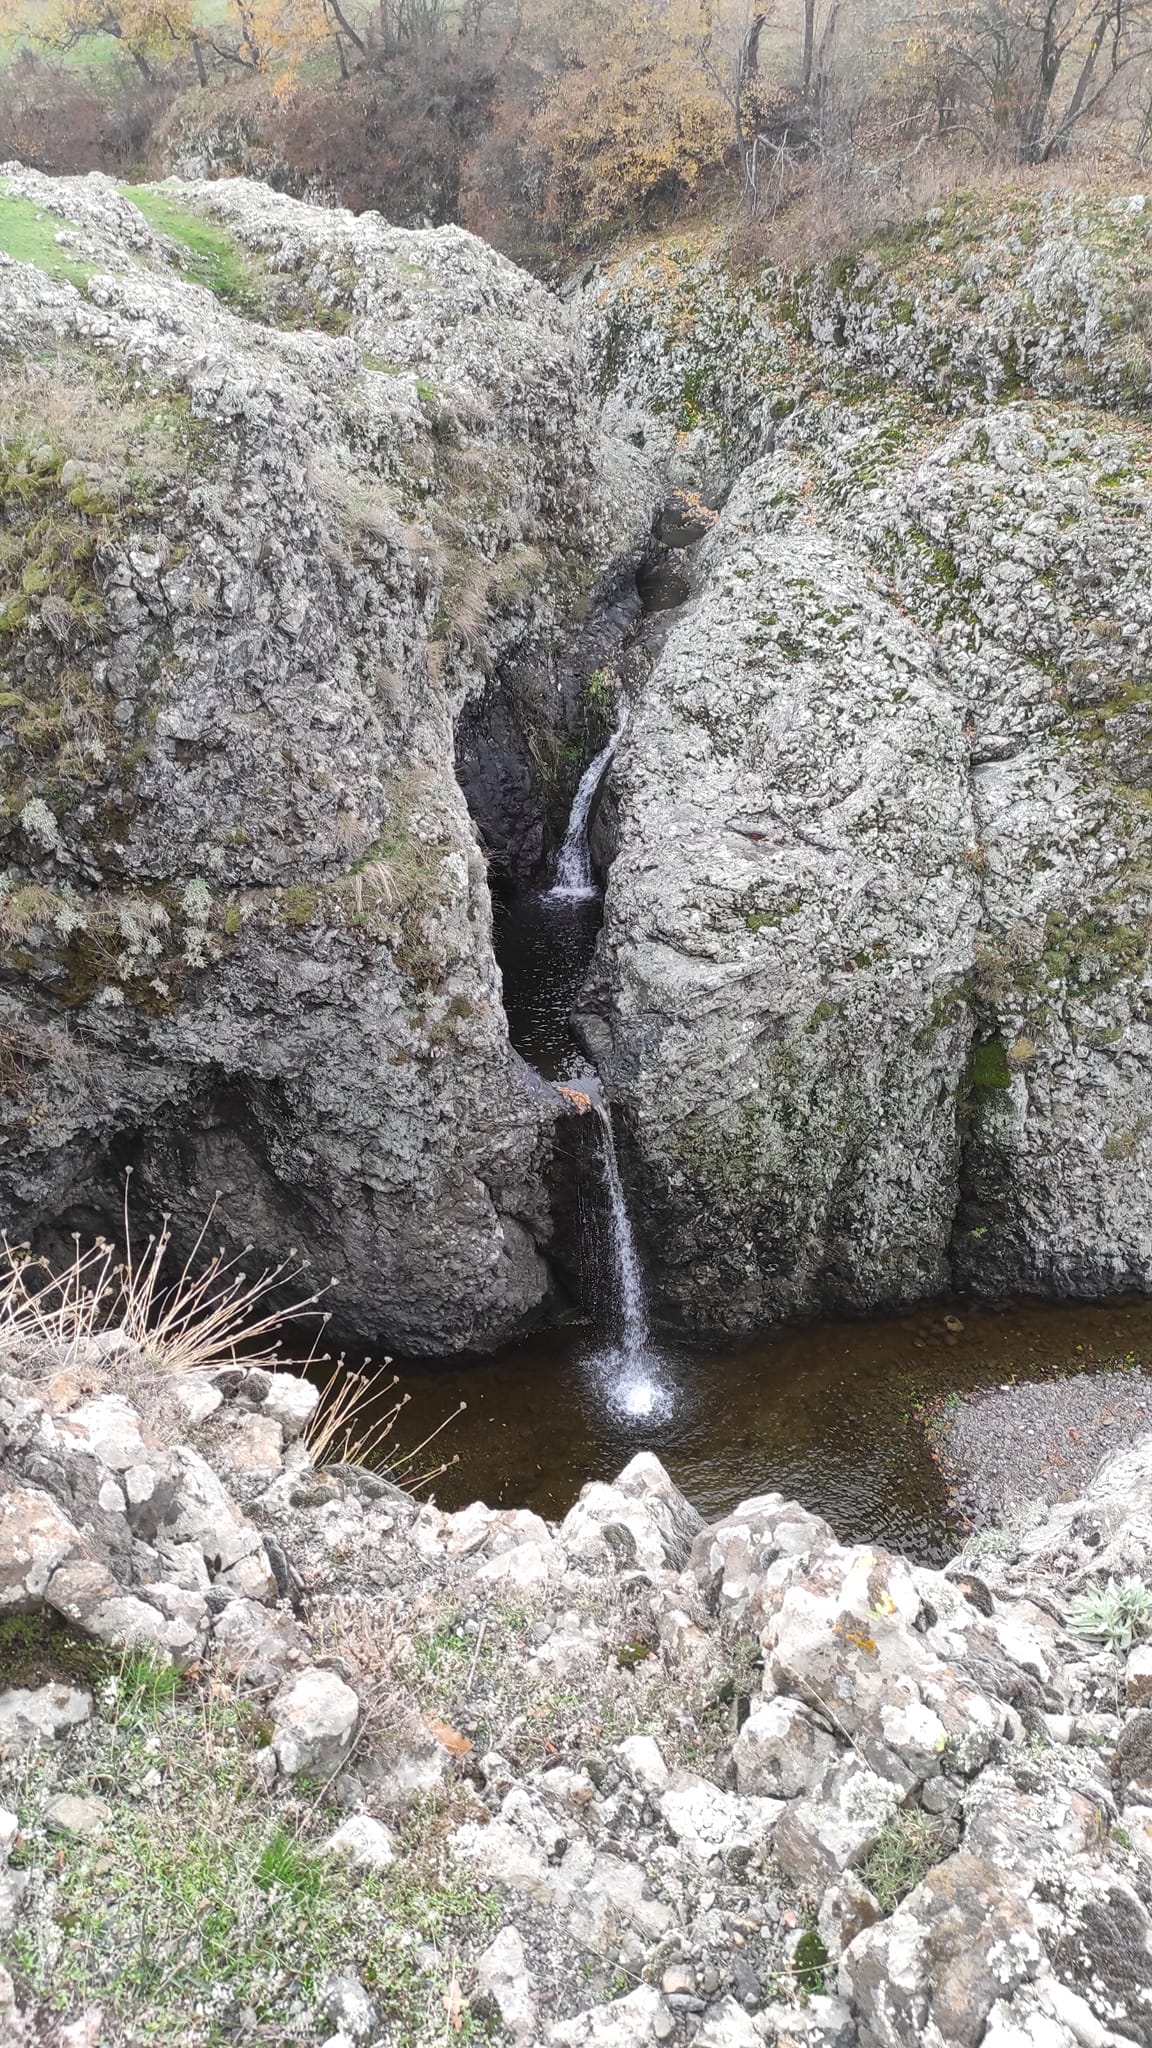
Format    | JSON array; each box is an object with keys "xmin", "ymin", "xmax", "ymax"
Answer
[{"xmin": 927, "ymin": 1366, "xmax": 1152, "ymax": 1528}]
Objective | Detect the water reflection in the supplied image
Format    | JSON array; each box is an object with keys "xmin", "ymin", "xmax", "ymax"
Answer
[{"xmin": 382, "ymin": 1296, "xmax": 1152, "ymax": 1566}]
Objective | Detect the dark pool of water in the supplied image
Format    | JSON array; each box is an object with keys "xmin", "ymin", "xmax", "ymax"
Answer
[
  {"xmin": 492, "ymin": 887, "xmax": 600, "ymax": 1080},
  {"xmin": 385, "ymin": 1297, "xmax": 1152, "ymax": 1566}
]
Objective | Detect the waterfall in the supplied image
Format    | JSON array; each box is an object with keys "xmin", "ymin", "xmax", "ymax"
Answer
[
  {"xmin": 593, "ymin": 1098, "xmax": 650, "ymax": 1357},
  {"xmin": 538, "ymin": 708, "xmax": 670, "ymax": 1422},
  {"xmin": 588, "ymin": 1097, "xmax": 670, "ymax": 1422},
  {"xmin": 547, "ymin": 714, "xmax": 625, "ymax": 900}
]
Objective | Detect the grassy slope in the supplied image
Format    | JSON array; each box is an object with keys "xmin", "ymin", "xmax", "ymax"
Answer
[
  {"xmin": 0, "ymin": 189, "xmax": 97, "ymax": 286},
  {"xmin": 116, "ymin": 184, "xmax": 265, "ymax": 308}
]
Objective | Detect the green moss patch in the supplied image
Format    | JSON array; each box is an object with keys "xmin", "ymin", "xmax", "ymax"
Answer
[
  {"xmin": 966, "ymin": 1038, "xmax": 1012, "ymax": 1092},
  {"xmin": 0, "ymin": 1611, "xmax": 108, "ymax": 1689},
  {"xmin": 0, "ymin": 362, "xmax": 205, "ymax": 847}
]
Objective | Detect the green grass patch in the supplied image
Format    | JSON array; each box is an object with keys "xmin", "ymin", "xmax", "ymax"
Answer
[
  {"xmin": 8, "ymin": 1668, "xmax": 498, "ymax": 2044},
  {"xmin": 0, "ymin": 188, "xmax": 97, "ymax": 290},
  {"xmin": 858, "ymin": 1808, "xmax": 954, "ymax": 1913},
  {"xmin": 117, "ymin": 185, "xmax": 262, "ymax": 312}
]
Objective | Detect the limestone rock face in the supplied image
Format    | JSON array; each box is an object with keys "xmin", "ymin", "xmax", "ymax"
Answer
[
  {"xmin": 0, "ymin": 163, "xmax": 651, "ymax": 1354},
  {"xmin": 580, "ymin": 198, "xmax": 1152, "ymax": 1330},
  {"xmin": 578, "ymin": 467, "xmax": 978, "ymax": 1328}
]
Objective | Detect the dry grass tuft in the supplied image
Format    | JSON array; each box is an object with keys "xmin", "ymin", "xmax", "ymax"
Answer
[
  {"xmin": 305, "ymin": 1359, "xmax": 465, "ymax": 1488},
  {"xmin": 0, "ymin": 1182, "xmax": 332, "ymax": 1381}
]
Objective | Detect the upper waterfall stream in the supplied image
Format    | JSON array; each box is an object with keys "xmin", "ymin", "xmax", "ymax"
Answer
[{"xmin": 547, "ymin": 719, "xmax": 624, "ymax": 901}]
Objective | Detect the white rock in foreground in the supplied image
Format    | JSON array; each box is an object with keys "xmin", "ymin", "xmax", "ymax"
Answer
[{"xmin": 272, "ymin": 1667, "xmax": 360, "ymax": 1778}]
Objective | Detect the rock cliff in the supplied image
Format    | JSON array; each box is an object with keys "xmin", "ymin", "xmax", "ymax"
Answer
[
  {"xmin": 579, "ymin": 190, "xmax": 1152, "ymax": 1330},
  {"xmin": 0, "ymin": 164, "xmax": 652, "ymax": 1352}
]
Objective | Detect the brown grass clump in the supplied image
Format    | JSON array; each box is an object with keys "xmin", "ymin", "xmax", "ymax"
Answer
[{"xmin": 0, "ymin": 1185, "xmax": 332, "ymax": 1382}]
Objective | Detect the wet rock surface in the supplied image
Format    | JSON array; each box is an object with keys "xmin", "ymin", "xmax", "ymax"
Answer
[{"xmin": 4, "ymin": 1342, "xmax": 1152, "ymax": 2045}]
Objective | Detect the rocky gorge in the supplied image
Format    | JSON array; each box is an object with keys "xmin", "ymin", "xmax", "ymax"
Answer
[
  {"xmin": 4, "ymin": 166, "xmax": 1152, "ymax": 1339},
  {"xmin": 5, "ymin": 156, "xmax": 1152, "ymax": 2048}
]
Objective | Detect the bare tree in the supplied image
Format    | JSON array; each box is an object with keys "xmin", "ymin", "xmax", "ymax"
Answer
[{"xmin": 935, "ymin": 0, "xmax": 1152, "ymax": 160}]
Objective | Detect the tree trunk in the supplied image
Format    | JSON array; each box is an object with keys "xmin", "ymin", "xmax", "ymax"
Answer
[
  {"xmin": 801, "ymin": 0, "xmax": 816, "ymax": 95},
  {"xmin": 1043, "ymin": 6, "xmax": 1110, "ymax": 156},
  {"xmin": 736, "ymin": 9, "xmax": 766, "ymax": 212},
  {"xmin": 1019, "ymin": 0, "xmax": 1066, "ymax": 160},
  {"xmin": 191, "ymin": 33, "xmax": 208, "ymax": 86},
  {"xmin": 325, "ymin": 0, "xmax": 367, "ymax": 56}
]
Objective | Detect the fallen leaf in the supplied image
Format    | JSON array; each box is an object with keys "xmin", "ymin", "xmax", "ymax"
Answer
[
  {"xmin": 428, "ymin": 1718, "xmax": 472, "ymax": 1756},
  {"xmin": 556, "ymin": 1084, "xmax": 592, "ymax": 1114}
]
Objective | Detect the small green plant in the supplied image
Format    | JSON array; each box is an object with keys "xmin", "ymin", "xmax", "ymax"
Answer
[
  {"xmin": 256, "ymin": 1828, "xmax": 324, "ymax": 1906},
  {"xmin": 961, "ymin": 1523, "xmax": 1017, "ymax": 1560},
  {"xmin": 1067, "ymin": 1578, "xmax": 1152, "ymax": 1654},
  {"xmin": 792, "ymin": 1928, "xmax": 829, "ymax": 1997},
  {"xmin": 113, "ymin": 1651, "xmax": 183, "ymax": 1718},
  {"xmin": 859, "ymin": 1809, "xmax": 952, "ymax": 1913},
  {"xmin": 587, "ymin": 665, "xmax": 619, "ymax": 706}
]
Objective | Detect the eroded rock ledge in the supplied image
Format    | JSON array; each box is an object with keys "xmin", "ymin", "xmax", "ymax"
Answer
[{"xmin": 3, "ymin": 1344, "xmax": 1152, "ymax": 2046}]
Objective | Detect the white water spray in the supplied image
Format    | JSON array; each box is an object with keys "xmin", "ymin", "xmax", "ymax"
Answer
[
  {"xmin": 590, "ymin": 1098, "xmax": 672, "ymax": 1424},
  {"xmin": 547, "ymin": 714, "xmax": 625, "ymax": 900}
]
